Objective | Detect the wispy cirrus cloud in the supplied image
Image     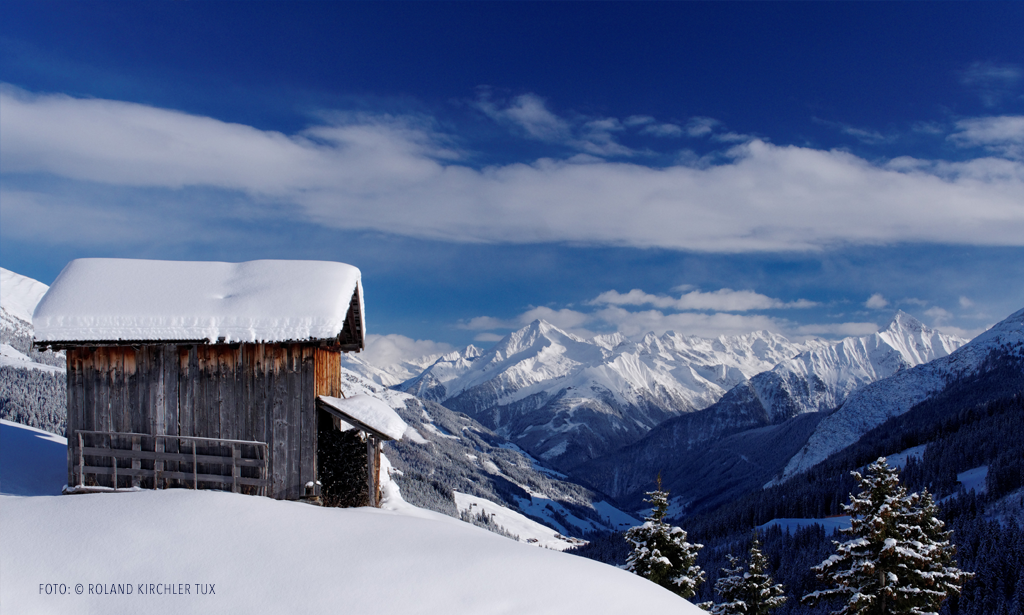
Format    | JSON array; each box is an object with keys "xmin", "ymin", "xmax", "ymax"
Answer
[
  {"xmin": 948, "ymin": 116, "xmax": 1024, "ymax": 160},
  {"xmin": 3, "ymin": 86, "xmax": 1024, "ymax": 255},
  {"xmin": 362, "ymin": 334, "xmax": 454, "ymax": 367},
  {"xmin": 475, "ymin": 91, "xmax": 573, "ymax": 142},
  {"xmin": 589, "ymin": 288, "xmax": 817, "ymax": 312},
  {"xmin": 958, "ymin": 61, "xmax": 1023, "ymax": 107},
  {"xmin": 460, "ymin": 287, "xmax": 842, "ymax": 341},
  {"xmin": 457, "ymin": 301, "xmax": 887, "ymax": 342},
  {"xmin": 685, "ymin": 116, "xmax": 720, "ymax": 138},
  {"xmin": 473, "ymin": 91, "xmax": 635, "ymax": 156},
  {"xmin": 814, "ymin": 117, "xmax": 894, "ymax": 145}
]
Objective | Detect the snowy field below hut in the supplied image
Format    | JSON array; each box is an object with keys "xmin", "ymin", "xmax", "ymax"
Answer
[{"xmin": 0, "ymin": 419, "xmax": 703, "ymax": 614}]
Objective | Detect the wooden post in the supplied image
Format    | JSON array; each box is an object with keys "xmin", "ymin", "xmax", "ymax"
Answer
[
  {"xmin": 366, "ymin": 435, "xmax": 377, "ymax": 507},
  {"xmin": 154, "ymin": 437, "xmax": 164, "ymax": 489},
  {"xmin": 263, "ymin": 445, "xmax": 269, "ymax": 497},
  {"xmin": 77, "ymin": 432, "xmax": 84, "ymax": 487},
  {"xmin": 232, "ymin": 444, "xmax": 240, "ymax": 493},
  {"xmin": 112, "ymin": 437, "xmax": 118, "ymax": 491},
  {"xmin": 192, "ymin": 442, "xmax": 198, "ymax": 489},
  {"xmin": 131, "ymin": 436, "xmax": 141, "ymax": 488}
]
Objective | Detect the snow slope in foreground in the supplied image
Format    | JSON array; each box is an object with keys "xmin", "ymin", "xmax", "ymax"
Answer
[{"xmin": 0, "ymin": 489, "xmax": 704, "ymax": 615}]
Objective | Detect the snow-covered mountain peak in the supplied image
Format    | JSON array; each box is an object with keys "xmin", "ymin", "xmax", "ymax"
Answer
[
  {"xmin": 966, "ymin": 306, "xmax": 1024, "ymax": 351},
  {"xmin": 779, "ymin": 305, "xmax": 1023, "ymax": 480},
  {"xmin": 399, "ymin": 319, "xmax": 816, "ymax": 469},
  {"xmin": 874, "ymin": 310, "xmax": 965, "ymax": 367},
  {"xmin": 886, "ymin": 310, "xmax": 925, "ymax": 333},
  {"xmin": 733, "ymin": 315, "xmax": 968, "ymax": 425},
  {"xmin": 592, "ymin": 331, "xmax": 630, "ymax": 350},
  {"xmin": 463, "ymin": 344, "xmax": 483, "ymax": 360},
  {"xmin": 488, "ymin": 319, "xmax": 602, "ymax": 365},
  {"xmin": 1, "ymin": 267, "xmax": 49, "ymax": 325}
]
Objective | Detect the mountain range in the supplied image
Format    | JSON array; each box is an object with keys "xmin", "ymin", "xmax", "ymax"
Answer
[
  {"xmin": 574, "ymin": 310, "xmax": 1024, "ymax": 512},
  {"xmin": 398, "ymin": 319, "xmax": 819, "ymax": 470}
]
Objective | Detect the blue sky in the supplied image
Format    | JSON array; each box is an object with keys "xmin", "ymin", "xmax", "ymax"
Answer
[{"xmin": 2, "ymin": 2, "xmax": 1023, "ymax": 365}]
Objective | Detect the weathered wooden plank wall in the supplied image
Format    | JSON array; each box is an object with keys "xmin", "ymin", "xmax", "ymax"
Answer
[{"xmin": 65, "ymin": 343, "xmax": 343, "ymax": 499}]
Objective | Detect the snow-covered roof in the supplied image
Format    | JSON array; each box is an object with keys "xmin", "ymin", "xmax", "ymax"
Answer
[
  {"xmin": 317, "ymin": 395, "xmax": 407, "ymax": 441},
  {"xmin": 33, "ymin": 258, "xmax": 364, "ymax": 346}
]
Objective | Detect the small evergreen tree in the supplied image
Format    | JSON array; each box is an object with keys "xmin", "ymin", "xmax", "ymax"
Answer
[
  {"xmin": 625, "ymin": 476, "xmax": 705, "ymax": 599},
  {"xmin": 803, "ymin": 457, "xmax": 971, "ymax": 615},
  {"xmin": 704, "ymin": 535, "xmax": 787, "ymax": 614}
]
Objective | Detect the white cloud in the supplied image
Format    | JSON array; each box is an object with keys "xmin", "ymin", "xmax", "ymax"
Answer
[
  {"xmin": 458, "ymin": 306, "xmax": 592, "ymax": 333},
  {"xmin": 711, "ymin": 132, "xmax": 752, "ymax": 143},
  {"xmin": 589, "ymin": 288, "xmax": 816, "ymax": 312},
  {"xmin": 517, "ymin": 306, "xmax": 593, "ymax": 330},
  {"xmin": 960, "ymin": 61, "xmax": 1023, "ymax": 87},
  {"xmin": 474, "ymin": 91, "xmax": 634, "ymax": 156},
  {"xmin": 362, "ymin": 334, "xmax": 454, "ymax": 368},
  {"xmin": 958, "ymin": 62, "xmax": 1023, "ymax": 107},
  {"xmin": 931, "ymin": 324, "xmax": 989, "ymax": 341},
  {"xmin": 948, "ymin": 116, "xmax": 1024, "ymax": 160},
  {"xmin": 473, "ymin": 332, "xmax": 505, "ymax": 343},
  {"xmin": 924, "ymin": 306, "xmax": 954, "ymax": 325},
  {"xmin": 624, "ymin": 115, "xmax": 655, "ymax": 127},
  {"xmin": 865, "ymin": 293, "xmax": 889, "ymax": 309},
  {"xmin": 685, "ymin": 117, "xmax": 720, "ymax": 138},
  {"xmin": 590, "ymin": 306, "xmax": 783, "ymax": 338},
  {"xmin": 793, "ymin": 321, "xmax": 881, "ymax": 337},
  {"xmin": 640, "ymin": 123, "xmax": 684, "ymax": 138},
  {"xmin": 815, "ymin": 118, "xmax": 893, "ymax": 144},
  {"xmin": 476, "ymin": 92, "xmax": 572, "ymax": 142},
  {"xmin": 899, "ymin": 297, "xmax": 929, "ymax": 307},
  {"xmin": 959, "ymin": 296, "xmax": 974, "ymax": 308},
  {"xmin": 458, "ymin": 316, "xmax": 515, "ymax": 331},
  {"xmin": 459, "ymin": 299, "xmax": 874, "ymax": 342},
  {"xmin": 912, "ymin": 122, "xmax": 946, "ymax": 136},
  {"xmin": 4, "ymin": 86, "xmax": 1024, "ymax": 253}
]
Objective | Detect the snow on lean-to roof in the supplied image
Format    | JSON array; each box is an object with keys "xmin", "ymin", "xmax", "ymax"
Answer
[
  {"xmin": 317, "ymin": 394, "xmax": 407, "ymax": 441},
  {"xmin": 32, "ymin": 258, "xmax": 363, "ymax": 344}
]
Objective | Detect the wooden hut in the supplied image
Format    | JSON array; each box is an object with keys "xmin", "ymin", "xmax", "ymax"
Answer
[{"xmin": 33, "ymin": 258, "xmax": 406, "ymax": 505}]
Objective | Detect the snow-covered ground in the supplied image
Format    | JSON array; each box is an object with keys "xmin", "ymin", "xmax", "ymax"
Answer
[
  {"xmin": 883, "ymin": 444, "xmax": 927, "ymax": 470},
  {"xmin": 0, "ymin": 343, "xmax": 64, "ymax": 373},
  {"xmin": 0, "ymin": 419, "xmax": 68, "ymax": 496},
  {"xmin": 0, "ymin": 419, "xmax": 704, "ymax": 614},
  {"xmin": 757, "ymin": 516, "xmax": 852, "ymax": 534},
  {"xmin": 957, "ymin": 465, "xmax": 988, "ymax": 494},
  {"xmin": 454, "ymin": 491, "xmax": 586, "ymax": 550}
]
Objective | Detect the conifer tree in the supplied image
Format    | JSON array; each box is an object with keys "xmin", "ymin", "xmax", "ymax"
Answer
[
  {"xmin": 703, "ymin": 535, "xmax": 786, "ymax": 615},
  {"xmin": 625, "ymin": 476, "xmax": 705, "ymax": 599},
  {"xmin": 803, "ymin": 457, "xmax": 971, "ymax": 615}
]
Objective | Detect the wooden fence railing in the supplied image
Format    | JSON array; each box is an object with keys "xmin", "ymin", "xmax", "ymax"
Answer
[{"xmin": 72, "ymin": 431, "xmax": 270, "ymax": 496}]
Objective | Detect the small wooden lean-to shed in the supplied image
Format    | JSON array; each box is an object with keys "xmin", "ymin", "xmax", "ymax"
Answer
[{"xmin": 33, "ymin": 258, "xmax": 407, "ymax": 505}]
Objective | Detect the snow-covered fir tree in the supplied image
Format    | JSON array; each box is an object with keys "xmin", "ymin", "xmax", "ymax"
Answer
[
  {"xmin": 802, "ymin": 457, "xmax": 971, "ymax": 615},
  {"xmin": 895, "ymin": 488, "xmax": 973, "ymax": 614},
  {"xmin": 702, "ymin": 535, "xmax": 786, "ymax": 614},
  {"xmin": 625, "ymin": 476, "xmax": 705, "ymax": 599}
]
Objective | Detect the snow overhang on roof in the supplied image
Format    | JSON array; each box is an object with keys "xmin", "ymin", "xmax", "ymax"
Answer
[
  {"xmin": 33, "ymin": 258, "xmax": 364, "ymax": 348},
  {"xmin": 316, "ymin": 395, "xmax": 407, "ymax": 441}
]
